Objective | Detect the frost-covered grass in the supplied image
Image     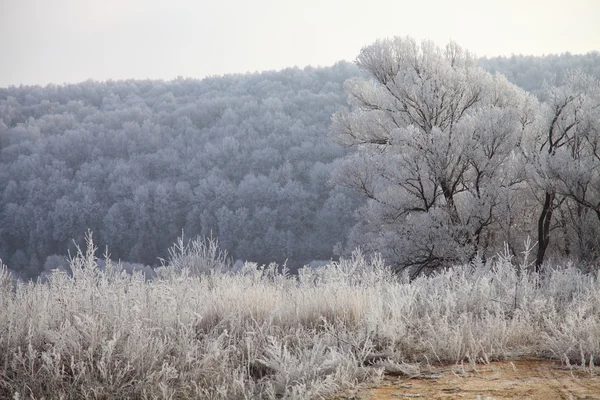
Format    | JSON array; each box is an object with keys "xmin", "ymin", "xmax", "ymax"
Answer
[{"xmin": 1, "ymin": 236, "xmax": 600, "ymax": 399}]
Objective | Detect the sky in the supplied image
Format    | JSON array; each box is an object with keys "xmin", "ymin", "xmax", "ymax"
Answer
[{"xmin": 1, "ymin": 0, "xmax": 599, "ymax": 87}]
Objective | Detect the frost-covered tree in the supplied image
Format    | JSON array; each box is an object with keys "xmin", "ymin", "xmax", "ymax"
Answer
[
  {"xmin": 522, "ymin": 71, "xmax": 600, "ymax": 268},
  {"xmin": 332, "ymin": 37, "xmax": 537, "ymax": 276}
]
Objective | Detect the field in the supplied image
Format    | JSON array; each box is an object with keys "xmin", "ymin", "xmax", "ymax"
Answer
[{"xmin": 1, "ymin": 236, "xmax": 599, "ymax": 399}]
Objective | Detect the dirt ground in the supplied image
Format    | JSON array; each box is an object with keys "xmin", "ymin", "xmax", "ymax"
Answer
[{"xmin": 349, "ymin": 359, "xmax": 600, "ymax": 399}]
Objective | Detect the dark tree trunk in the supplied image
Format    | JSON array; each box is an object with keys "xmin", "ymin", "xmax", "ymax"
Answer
[
  {"xmin": 440, "ymin": 180, "xmax": 461, "ymax": 225},
  {"xmin": 535, "ymin": 191, "xmax": 555, "ymax": 272}
]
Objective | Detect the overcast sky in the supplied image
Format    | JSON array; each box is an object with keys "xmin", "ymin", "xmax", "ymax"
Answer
[{"xmin": 1, "ymin": 0, "xmax": 599, "ymax": 87}]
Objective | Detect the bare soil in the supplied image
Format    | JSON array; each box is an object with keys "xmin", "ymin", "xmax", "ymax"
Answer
[{"xmin": 345, "ymin": 360, "xmax": 600, "ymax": 399}]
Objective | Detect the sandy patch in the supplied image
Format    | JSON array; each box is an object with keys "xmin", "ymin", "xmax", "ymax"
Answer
[{"xmin": 345, "ymin": 360, "xmax": 600, "ymax": 399}]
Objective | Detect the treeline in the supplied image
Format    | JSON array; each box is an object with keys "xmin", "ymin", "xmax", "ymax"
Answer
[{"xmin": 1, "ymin": 52, "xmax": 599, "ymax": 279}]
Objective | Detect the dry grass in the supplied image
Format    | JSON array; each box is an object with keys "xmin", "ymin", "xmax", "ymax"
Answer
[{"xmin": 1, "ymin": 235, "xmax": 599, "ymax": 399}]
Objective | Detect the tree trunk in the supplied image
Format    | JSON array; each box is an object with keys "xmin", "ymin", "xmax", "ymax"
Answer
[
  {"xmin": 535, "ymin": 191, "xmax": 555, "ymax": 272},
  {"xmin": 440, "ymin": 180, "xmax": 461, "ymax": 225}
]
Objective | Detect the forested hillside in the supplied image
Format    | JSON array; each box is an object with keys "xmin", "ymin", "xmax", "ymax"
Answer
[
  {"xmin": 0, "ymin": 63, "xmax": 362, "ymax": 278},
  {"xmin": 1, "ymin": 52, "xmax": 599, "ymax": 279},
  {"xmin": 479, "ymin": 52, "xmax": 600, "ymax": 98}
]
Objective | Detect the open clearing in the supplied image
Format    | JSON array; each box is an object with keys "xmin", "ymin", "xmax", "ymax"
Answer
[{"xmin": 349, "ymin": 360, "xmax": 600, "ymax": 399}]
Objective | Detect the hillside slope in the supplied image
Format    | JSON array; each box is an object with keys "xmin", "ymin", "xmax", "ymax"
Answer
[{"xmin": 1, "ymin": 52, "xmax": 599, "ymax": 278}]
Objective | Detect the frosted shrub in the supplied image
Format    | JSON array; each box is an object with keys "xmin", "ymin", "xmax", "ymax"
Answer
[
  {"xmin": 1, "ymin": 235, "xmax": 600, "ymax": 399},
  {"xmin": 156, "ymin": 234, "xmax": 232, "ymax": 278}
]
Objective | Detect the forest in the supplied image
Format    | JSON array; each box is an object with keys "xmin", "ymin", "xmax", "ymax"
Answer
[
  {"xmin": 1, "ymin": 46, "xmax": 599, "ymax": 280},
  {"xmin": 1, "ymin": 38, "xmax": 600, "ymax": 399},
  {"xmin": 0, "ymin": 62, "xmax": 361, "ymax": 279}
]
